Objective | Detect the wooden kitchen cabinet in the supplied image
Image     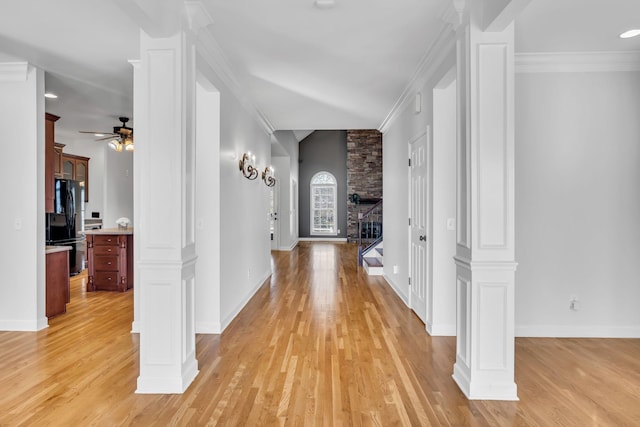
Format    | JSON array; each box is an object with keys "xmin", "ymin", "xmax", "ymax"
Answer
[
  {"xmin": 86, "ymin": 231, "xmax": 133, "ymax": 292},
  {"xmin": 53, "ymin": 143, "xmax": 65, "ymax": 178},
  {"xmin": 44, "ymin": 113, "xmax": 60, "ymax": 213},
  {"xmin": 62, "ymin": 153, "xmax": 90, "ymax": 202},
  {"xmin": 45, "ymin": 246, "xmax": 70, "ymax": 318}
]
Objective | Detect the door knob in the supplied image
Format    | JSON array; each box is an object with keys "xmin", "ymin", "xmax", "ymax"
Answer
[{"xmin": 419, "ymin": 235, "xmax": 426, "ymax": 241}]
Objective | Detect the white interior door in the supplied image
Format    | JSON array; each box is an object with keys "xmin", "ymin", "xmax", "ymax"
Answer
[
  {"xmin": 409, "ymin": 130, "xmax": 430, "ymax": 324},
  {"xmin": 270, "ymin": 185, "xmax": 279, "ymax": 250}
]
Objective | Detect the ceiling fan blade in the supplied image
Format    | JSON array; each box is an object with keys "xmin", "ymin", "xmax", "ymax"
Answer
[
  {"xmin": 96, "ymin": 135, "xmax": 120, "ymax": 141},
  {"xmin": 79, "ymin": 131, "xmax": 114, "ymax": 134}
]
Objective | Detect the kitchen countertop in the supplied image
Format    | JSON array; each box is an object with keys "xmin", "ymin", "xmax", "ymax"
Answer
[
  {"xmin": 82, "ymin": 227, "xmax": 134, "ymax": 235},
  {"xmin": 45, "ymin": 245, "xmax": 72, "ymax": 254}
]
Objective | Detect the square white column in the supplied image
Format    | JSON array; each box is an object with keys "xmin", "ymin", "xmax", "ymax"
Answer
[
  {"xmin": 135, "ymin": 29, "xmax": 199, "ymax": 394},
  {"xmin": 452, "ymin": 0, "xmax": 518, "ymax": 400}
]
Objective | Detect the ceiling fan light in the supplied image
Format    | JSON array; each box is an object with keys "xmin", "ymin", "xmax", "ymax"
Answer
[
  {"xmin": 125, "ymin": 143, "xmax": 134, "ymax": 152},
  {"xmin": 108, "ymin": 139, "xmax": 123, "ymax": 152}
]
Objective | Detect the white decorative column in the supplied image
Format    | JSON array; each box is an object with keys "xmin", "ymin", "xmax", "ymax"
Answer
[
  {"xmin": 129, "ymin": 59, "xmax": 141, "ymax": 334},
  {"xmin": 452, "ymin": 0, "xmax": 518, "ymax": 400},
  {"xmin": 135, "ymin": 27, "xmax": 199, "ymax": 393}
]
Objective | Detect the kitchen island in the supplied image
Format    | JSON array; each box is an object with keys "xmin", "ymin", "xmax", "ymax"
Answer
[{"xmin": 84, "ymin": 228, "xmax": 133, "ymax": 292}]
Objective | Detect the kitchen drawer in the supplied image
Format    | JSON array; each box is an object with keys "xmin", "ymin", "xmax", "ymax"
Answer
[
  {"xmin": 94, "ymin": 271, "xmax": 120, "ymax": 290},
  {"xmin": 94, "ymin": 255, "xmax": 119, "ymax": 271},
  {"xmin": 94, "ymin": 235, "xmax": 119, "ymax": 246},
  {"xmin": 94, "ymin": 245, "xmax": 117, "ymax": 255}
]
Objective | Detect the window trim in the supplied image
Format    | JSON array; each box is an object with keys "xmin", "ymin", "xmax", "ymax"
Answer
[{"xmin": 310, "ymin": 171, "xmax": 338, "ymax": 236}]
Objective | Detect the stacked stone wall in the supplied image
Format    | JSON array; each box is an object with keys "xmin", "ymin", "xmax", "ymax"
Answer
[{"xmin": 346, "ymin": 130, "xmax": 383, "ymax": 241}]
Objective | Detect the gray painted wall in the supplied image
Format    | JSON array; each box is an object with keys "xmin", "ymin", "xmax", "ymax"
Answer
[{"xmin": 299, "ymin": 130, "xmax": 347, "ymax": 238}]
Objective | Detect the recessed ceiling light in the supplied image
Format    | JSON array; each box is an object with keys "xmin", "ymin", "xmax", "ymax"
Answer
[
  {"xmin": 619, "ymin": 29, "xmax": 640, "ymax": 39},
  {"xmin": 44, "ymin": 93, "xmax": 58, "ymax": 99},
  {"xmin": 314, "ymin": 0, "xmax": 335, "ymax": 9}
]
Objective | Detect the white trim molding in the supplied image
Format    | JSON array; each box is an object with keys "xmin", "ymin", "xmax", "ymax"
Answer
[
  {"xmin": 516, "ymin": 324, "xmax": 640, "ymax": 339},
  {"xmin": 383, "ymin": 275, "xmax": 409, "ymax": 306},
  {"xmin": 0, "ymin": 62, "xmax": 29, "ymax": 82},
  {"xmin": 378, "ymin": 25, "xmax": 456, "ymax": 133},
  {"xmin": 516, "ymin": 51, "xmax": 640, "ymax": 73}
]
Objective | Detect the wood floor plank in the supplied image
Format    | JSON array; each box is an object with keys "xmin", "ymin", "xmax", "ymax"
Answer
[{"xmin": 1, "ymin": 242, "xmax": 640, "ymax": 426}]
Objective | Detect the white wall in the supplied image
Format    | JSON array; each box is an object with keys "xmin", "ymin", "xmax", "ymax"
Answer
[
  {"xmin": 430, "ymin": 76, "xmax": 457, "ymax": 336},
  {"xmin": 271, "ymin": 156, "xmax": 289, "ymax": 248},
  {"xmin": 272, "ymin": 130, "xmax": 300, "ymax": 250},
  {"xmin": 382, "ymin": 51, "xmax": 456, "ymax": 315},
  {"xmin": 197, "ymin": 61, "xmax": 272, "ymax": 332},
  {"xmin": 103, "ymin": 149, "xmax": 133, "ymax": 227},
  {"xmin": 0, "ymin": 63, "xmax": 47, "ymax": 330},
  {"xmin": 194, "ymin": 80, "xmax": 221, "ymax": 333},
  {"xmin": 515, "ymin": 70, "xmax": 640, "ymax": 337}
]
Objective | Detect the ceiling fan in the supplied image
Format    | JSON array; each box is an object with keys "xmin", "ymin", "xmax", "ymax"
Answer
[{"xmin": 79, "ymin": 116, "xmax": 134, "ymax": 152}]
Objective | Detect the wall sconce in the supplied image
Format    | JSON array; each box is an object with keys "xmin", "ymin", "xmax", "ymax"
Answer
[
  {"xmin": 239, "ymin": 152, "xmax": 258, "ymax": 180},
  {"xmin": 262, "ymin": 166, "xmax": 276, "ymax": 187}
]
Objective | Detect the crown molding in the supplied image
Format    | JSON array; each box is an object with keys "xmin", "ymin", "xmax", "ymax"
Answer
[
  {"xmin": 378, "ymin": 25, "xmax": 456, "ymax": 133},
  {"xmin": 184, "ymin": 1, "xmax": 214, "ymax": 33},
  {"xmin": 516, "ymin": 51, "xmax": 640, "ymax": 73},
  {"xmin": 0, "ymin": 62, "xmax": 29, "ymax": 82}
]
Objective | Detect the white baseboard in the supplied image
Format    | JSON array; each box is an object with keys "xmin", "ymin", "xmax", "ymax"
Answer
[
  {"xmin": 196, "ymin": 321, "xmax": 221, "ymax": 334},
  {"xmin": 220, "ymin": 272, "xmax": 271, "ymax": 332},
  {"xmin": 136, "ymin": 358, "xmax": 199, "ymax": 394},
  {"xmin": 382, "ymin": 275, "xmax": 409, "ymax": 306},
  {"xmin": 427, "ymin": 322, "xmax": 456, "ymax": 337},
  {"xmin": 516, "ymin": 324, "xmax": 640, "ymax": 338},
  {"xmin": 0, "ymin": 317, "xmax": 48, "ymax": 331},
  {"xmin": 298, "ymin": 237, "xmax": 348, "ymax": 243},
  {"xmin": 278, "ymin": 239, "xmax": 298, "ymax": 251},
  {"xmin": 130, "ymin": 321, "xmax": 141, "ymax": 334}
]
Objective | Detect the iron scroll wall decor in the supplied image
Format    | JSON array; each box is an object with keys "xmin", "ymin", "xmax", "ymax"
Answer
[
  {"xmin": 262, "ymin": 166, "xmax": 276, "ymax": 187},
  {"xmin": 239, "ymin": 152, "xmax": 258, "ymax": 180}
]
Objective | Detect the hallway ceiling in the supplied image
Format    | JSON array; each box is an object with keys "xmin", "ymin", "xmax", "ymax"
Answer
[{"xmin": 0, "ymin": 0, "xmax": 638, "ymax": 142}]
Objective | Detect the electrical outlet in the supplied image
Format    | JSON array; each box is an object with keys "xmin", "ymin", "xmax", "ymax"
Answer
[
  {"xmin": 393, "ymin": 265, "xmax": 399, "ymax": 274},
  {"xmin": 247, "ymin": 269, "xmax": 251, "ymax": 279},
  {"xmin": 14, "ymin": 218, "xmax": 22, "ymax": 230}
]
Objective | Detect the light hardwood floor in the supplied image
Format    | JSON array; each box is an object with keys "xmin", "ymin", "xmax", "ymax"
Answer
[{"xmin": 1, "ymin": 242, "xmax": 639, "ymax": 426}]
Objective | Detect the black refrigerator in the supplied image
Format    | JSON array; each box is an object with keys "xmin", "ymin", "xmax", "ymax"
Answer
[{"xmin": 46, "ymin": 179, "xmax": 86, "ymax": 275}]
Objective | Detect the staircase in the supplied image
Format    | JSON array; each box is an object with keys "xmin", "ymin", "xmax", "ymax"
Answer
[
  {"xmin": 357, "ymin": 200, "xmax": 383, "ymax": 276},
  {"xmin": 362, "ymin": 243, "xmax": 384, "ymax": 275}
]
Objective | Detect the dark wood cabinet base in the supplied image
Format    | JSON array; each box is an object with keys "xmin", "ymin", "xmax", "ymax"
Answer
[
  {"xmin": 46, "ymin": 248, "xmax": 70, "ymax": 318},
  {"xmin": 86, "ymin": 233, "xmax": 133, "ymax": 292}
]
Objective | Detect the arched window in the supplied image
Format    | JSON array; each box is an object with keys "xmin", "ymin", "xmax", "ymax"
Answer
[{"xmin": 310, "ymin": 171, "xmax": 337, "ymax": 235}]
